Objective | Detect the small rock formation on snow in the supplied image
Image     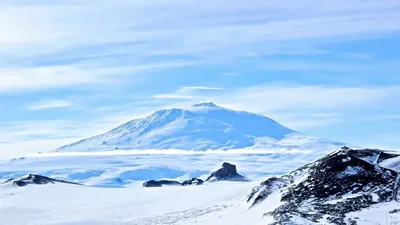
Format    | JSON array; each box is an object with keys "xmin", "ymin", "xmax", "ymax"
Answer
[
  {"xmin": 182, "ymin": 178, "xmax": 204, "ymax": 186},
  {"xmin": 247, "ymin": 147, "xmax": 400, "ymax": 225},
  {"xmin": 143, "ymin": 162, "xmax": 247, "ymax": 187},
  {"xmin": 142, "ymin": 178, "xmax": 206, "ymax": 187},
  {"xmin": 206, "ymin": 162, "xmax": 248, "ymax": 182},
  {"xmin": 142, "ymin": 180, "xmax": 182, "ymax": 187},
  {"xmin": 3, "ymin": 174, "xmax": 81, "ymax": 187}
]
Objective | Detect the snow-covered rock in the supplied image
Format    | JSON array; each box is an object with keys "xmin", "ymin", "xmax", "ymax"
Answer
[
  {"xmin": 2, "ymin": 174, "xmax": 81, "ymax": 187},
  {"xmin": 206, "ymin": 162, "xmax": 247, "ymax": 182},
  {"xmin": 55, "ymin": 102, "xmax": 345, "ymax": 152},
  {"xmin": 247, "ymin": 147, "xmax": 400, "ymax": 224}
]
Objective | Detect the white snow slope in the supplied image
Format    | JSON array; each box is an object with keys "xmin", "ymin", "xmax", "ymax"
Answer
[
  {"xmin": 0, "ymin": 152, "xmax": 312, "ymax": 225},
  {"xmin": 0, "ymin": 181, "xmax": 274, "ymax": 225},
  {"xmin": 55, "ymin": 102, "xmax": 345, "ymax": 152},
  {"xmin": 1, "ymin": 151, "xmax": 400, "ymax": 225}
]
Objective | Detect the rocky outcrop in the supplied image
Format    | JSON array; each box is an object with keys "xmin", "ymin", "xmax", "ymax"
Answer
[
  {"xmin": 182, "ymin": 178, "xmax": 204, "ymax": 186},
  {"xmin": 142, "ymin": 180, "xmax": 182, "ymax": 187},
  {"xmin": 247, "ymin": 147, "xmax": 400, "ymax": 225},
  {"xmin": 206, "ymin": 162, "xmax": 247, "ymax": 182},
  {"xmin": 3, "ymin": 174, "xmax": 81, "ymax": 187},
  {"xmin": 143, "ymin": 162, "xmax": 246, "ymax": 188},
  {"xmin": 142, "ymin": 178, "xmax": 205, "ymax": 187}
]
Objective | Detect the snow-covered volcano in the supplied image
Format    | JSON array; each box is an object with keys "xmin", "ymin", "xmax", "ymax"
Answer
[{"xmin": 56, "ymin": 102, "xmax": 344, "ymax": 152}]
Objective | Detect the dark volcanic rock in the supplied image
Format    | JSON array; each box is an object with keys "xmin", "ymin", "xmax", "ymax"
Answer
[
  {"xmin": 247, "ymin": 177, "xmax": 288, "ymax": 206},
  {"xmin": 206, "ymin": 162, "xmax": 247, "ymax": 182},
  {"xmin": 142, "ymin": 180, "xmax": 182, "ymax": 187},
  {"xmin": 143, "ymin": 178, "xmax": 204, "ymax": 188},
  {"xmin": 247, "ymin": 147, "xmax": 400, "ymax": 225},
  {"xmin": 4, "ymin": 174, "xmax": 81, "ymax": 187},
  {"xmin": 390, "ymin": 209, "xmax": 400, "ymax": 214},
  {"xmin": 182, "ymin": 178, "xmax": 204, "ymax": 186},
  {"xmin": 142, "ymin": 162, "xmax": 247, "ymax": 188}
]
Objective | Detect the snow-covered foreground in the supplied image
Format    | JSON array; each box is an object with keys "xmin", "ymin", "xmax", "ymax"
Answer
[
  {"xmin": 0, "ymin": 151, "xmax": 319, "ymax": 225},
  {"xmin": 1, "ymin": 175, "xmax": 399, "ymax": 225},
  {"xmin": 2, "ymin": 149, "xmax": 400, "ymax": 224},
  {"xmin": 0, "ymin": 181, "xmax": 276, "ymax": 225}
]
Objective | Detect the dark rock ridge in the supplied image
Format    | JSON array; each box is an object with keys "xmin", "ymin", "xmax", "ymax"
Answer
[
  {"xmin": 206, "ymin": 162, "xmax": 247, "ymax": 182},
  {"xmin": 247, "ymin": 147, "xmax": 400, "ymax": 225},
  {"xmin": 142, "ymin": 178, "xmax": 204, "ymax": 187},
  {"xmin": 182, "ymin": 178, "xmax": 204, "ymax": 186},
  {"xmin": 142, "ymin": 180, "xmax": 183, "ymax": 187},
  {"xmin": 143, "ymin": 162, "xmax": 247, "ymax": 188},
  {"xmin": 3, "ymin": 174, "xmax": 81, "ymax": 187}
]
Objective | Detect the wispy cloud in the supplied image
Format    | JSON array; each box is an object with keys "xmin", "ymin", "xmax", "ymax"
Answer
[
  {"xmin": 180, "ymin": 86, "xmax": 223, "ymax": 91},
  {"xmin": 150, "ymin": 83, "xmax": 400, "ymax": 130},
  {"xmin": 2, "ymin": 0, "xmax": 400, "ymax": 59},
  {"xmin": 378, "ymin": 114, "xmax": 400, "ymax": 120},
  {"xmin": 1, "ymin": 0, "xmax": 399, "ymax": 92},
  {"xmin": 0, "ymin": 60, "xmax": 199, "ymax": 92},
  {"xmin": 357, "ymin": 133, "xmax": 400, "ymax": 150},
  {"xmin": 152, "ymin": 94, "xmax": 196, "ymax": 100},
  {"xmin": 221, "ymin": 84, "xmax": 400, "ymax": 112},
  {"xmin": 217, "ymin": 84, "xmax": 400, "ymax": 129},
  {"xmin": 28, "ymin": 100, "xmax": 73, "ymax": 110},
  {"xmin": 152, "ymin": 86, "xmax": 223, "ymax": 100},
  {"xmin": 0, "ymin": 138, "xmax": 79, "ymax": 159}
]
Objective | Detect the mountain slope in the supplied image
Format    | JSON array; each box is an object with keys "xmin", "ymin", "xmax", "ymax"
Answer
[
  {"xmin": 247, "ymin": 147, "xmax": 400, "ymax": 224},
  {"xmin": 56, "ymin": 102, "xmax": 343, "ymax": 152}
]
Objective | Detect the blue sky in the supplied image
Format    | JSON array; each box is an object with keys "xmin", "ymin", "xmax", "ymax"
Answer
[{"xmin": 1, "ymin": 0, "xmax": 400, "ymax": 157}]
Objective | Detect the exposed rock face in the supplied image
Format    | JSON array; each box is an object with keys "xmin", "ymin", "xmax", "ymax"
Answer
[
  {"xmin": 182, "ymin": 178, "xmax": 204, "ymax": 186},
  {"xmin": 3, "ymin": 174, "xmax": 81, "ymax": 187},
  {"xmin": 142, "ymin": 180, "xmax": 182, "ymax": 187},
  {"xmin": 247, "ymin": 147, "xmax": 400, "ymax": 225},
  {"xmin": 206, "ymin": 162, "xmax": 247, "ymax": 182},
  {"xmin": 143, "ymin": 162, "xmax": 246, "ymax": 188}
]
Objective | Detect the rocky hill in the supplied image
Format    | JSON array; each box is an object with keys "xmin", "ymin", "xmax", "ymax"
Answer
[{"xmin": 247, "ymin": 147, "xmax": 400, "ymax": 224}]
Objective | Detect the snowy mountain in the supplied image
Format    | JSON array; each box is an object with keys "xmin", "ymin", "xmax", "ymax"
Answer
[
  {"xmin": 56, "ymin": 102, "xmax": 345, "ymax": 152},
  {"xmin": 247, "ymin": 147, "xmax": 400, "ymax": 224}
]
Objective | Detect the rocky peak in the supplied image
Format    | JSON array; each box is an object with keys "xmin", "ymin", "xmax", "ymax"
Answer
[
  {"xmin": 247, "ymin": 148, "xmax": 400, "ymax": 224},
  {"xmin": 206, "ymin": 162, "xmax": 247, "ymax": 182},
  {"xmin": 142, "ymin": 162, "xmax": 247, "ymax": 188}
]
